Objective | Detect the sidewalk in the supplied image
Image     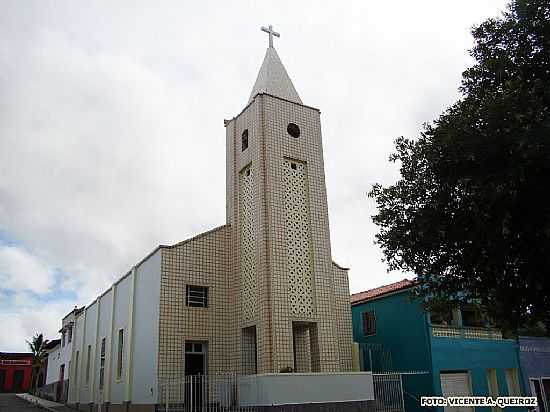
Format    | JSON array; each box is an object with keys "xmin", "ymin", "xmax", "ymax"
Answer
[{"xmin": 16, "ymin": 393, "xmax": 78, "ymax": 412}]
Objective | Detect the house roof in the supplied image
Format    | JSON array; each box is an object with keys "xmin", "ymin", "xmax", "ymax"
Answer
[
  {"xmin": 44, "ymin": 339, "xmax": 61, "ymax": 350},
  {"xmin": 0, "ymin": 352, "xmax": 33, "ymax": 359},
  {"xmin": 351, "ymin": 278, "xmax": 417, "ymax": 305}
]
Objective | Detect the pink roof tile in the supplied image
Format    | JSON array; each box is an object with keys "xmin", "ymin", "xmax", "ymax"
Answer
[{"xmin": 350, "ymin": 278, "xmax": 417, "ymax": 305}]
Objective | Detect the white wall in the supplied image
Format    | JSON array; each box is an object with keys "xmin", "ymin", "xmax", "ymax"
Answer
[
  {"xmin": 68, "ymin": 248, "xmax": 161, "ymax": 407},
  {"xmin": 238, "ymin": 372, "xmax": 374, "ymax": 406},
  {"xmin": 109, "ymin": 273, "xmax": 131, "ymax": 403},
  {"xmin": 131, "ymin": 250, "xmax": 161, "ymax": 404},
  {"xmin": 46, "ymin": 337, "xmax": 74, "ymax": 386}
]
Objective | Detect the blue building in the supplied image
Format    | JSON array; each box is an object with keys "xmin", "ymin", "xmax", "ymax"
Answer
[
  {"xmin": 351, "ymin": 279, "xmax": 527, "ymax": 412},
  {"xmin": 518, "ymin": 336, "xmax": 550, "ymax": 410}
]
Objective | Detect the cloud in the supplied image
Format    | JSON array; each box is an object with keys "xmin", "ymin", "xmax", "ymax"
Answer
[
  {"xmin": 0, "ymin": 245, "xmax": 54, "ymax": 294},
  {"xmin": 0, "ymin": 0, "xmax": 508, "ymax": 351}
]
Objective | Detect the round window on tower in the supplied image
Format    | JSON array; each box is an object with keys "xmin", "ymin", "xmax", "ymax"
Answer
[{"xmin": 287, "ymin": 123, "xmax": 300, "ymax": 138}]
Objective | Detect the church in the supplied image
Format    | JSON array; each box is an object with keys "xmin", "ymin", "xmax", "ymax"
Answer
[{"xmin": 65, "ymin": 26, "xmax": 374, "ymax": 412}]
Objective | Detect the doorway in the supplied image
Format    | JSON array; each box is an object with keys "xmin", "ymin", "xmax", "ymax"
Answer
[
  {"xmin": 13, "ymin": 370, "xmax": 24, "ymax": 393},
  {"xmin": 184, "ymin": 341, "xmax": 207, "ymax": 408},
  {"xmin": 440, "ymin": 371, "xmax": 474, "ymax": 412},
  {"xmin": 56, "ymin": 364, "xmax": 64, "ymax": 401},
  {"xmin": 0, "ymin": 370, "xmax": 6, "ymax": 392}
]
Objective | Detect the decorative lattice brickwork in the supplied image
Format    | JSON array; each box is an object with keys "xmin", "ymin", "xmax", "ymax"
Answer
[
  {"xmin": 240, "ymin": 165, "xmax": 256, "ymax": 321},
  {"xmin": 283, "ymin": 159, "xmax": 314, "ymax": 315}
]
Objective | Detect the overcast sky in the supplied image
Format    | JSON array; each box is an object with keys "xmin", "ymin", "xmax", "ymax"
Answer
[{"xmin": 0, "ymin": 0, "xmax": 509, "ymax": 352}]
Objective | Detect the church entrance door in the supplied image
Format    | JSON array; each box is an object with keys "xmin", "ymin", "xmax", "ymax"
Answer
[{"xmin": 184, "ymin": 342, "xmax": 207, "ymax": 409}]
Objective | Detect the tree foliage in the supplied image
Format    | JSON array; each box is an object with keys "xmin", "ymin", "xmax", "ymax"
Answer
[
  {"xmin": 27, "ymin": 333, "xmax": 49, "ymax": 391},
  {"xmin": 369, "ymin": 0, "xmax": 550, "ymax": 333}
]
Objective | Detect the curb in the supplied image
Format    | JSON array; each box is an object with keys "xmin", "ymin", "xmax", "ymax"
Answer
[{"xmin": 16, "ymin": 393, "xmax": 59, "ymax": 412}]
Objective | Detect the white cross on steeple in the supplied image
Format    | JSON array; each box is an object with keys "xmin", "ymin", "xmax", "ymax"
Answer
[{"xmin": 261, "ymin": 25, "xmax": 280, "ymax": 48}]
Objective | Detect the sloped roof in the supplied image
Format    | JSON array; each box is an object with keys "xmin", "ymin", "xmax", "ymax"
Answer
[
  {"xmin": 248, "ymin": 47, "xmax": 302, "ymax": 105},
  {"xmin": 351, "ymin": 278, "xmax": 417, "ymax": 305}
]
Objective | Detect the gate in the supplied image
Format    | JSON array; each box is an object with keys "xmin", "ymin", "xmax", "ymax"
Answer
[
  {"xmin": 372, "ymin": 373, "xmax": 405, "ymax": 412},
  {"xmin": 159, "ymin": 374, "xmax": 257, "ymax": 412}
]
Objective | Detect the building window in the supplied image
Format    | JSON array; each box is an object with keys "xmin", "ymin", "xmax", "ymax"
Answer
[
  {"xmin": 74, "ymin": 351, "xmax": 79, "ymax": 385},
  {"xmin": 85, "ymin": 345, "xmax": 91, "ymax": 384},
  {"xmin": 99, "ymin": 338, "xmax": 106, "ymax": 390},
  {"xmin": 68, "ymin": 327, "xmax": 72, "ymax": 343},
  {"xmin": 287, "ymin": 123, "xmax": 300, "ymax": 138},
  {"xmin": 505, "ymin": 368, "xmax": 521, "ymax": 396},
  {"xmin": 362, "ymin": 310, "xmax": 376, "ymax": 336},
  {"xmin": 186, "ymin": 285, "xmax": 208, "ymax": 308},
  {"xmin": 242, "ymin": 130, "xmax": 249, "ymax": 151},
  {"xmin": 61, "ymin": 332, "xmax": 65, "ymax": 347},
  {"xmin": 116, "ymin": 329, "xmax": 124, "ymax": 380}
]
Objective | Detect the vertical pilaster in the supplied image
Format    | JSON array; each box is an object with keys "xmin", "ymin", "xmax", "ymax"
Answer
[
  {"xmin": 125, "ymin": 267, "xmax": 137, "ymax": 403},
  {"xmin": 105, "ymin": 283, "xmax": 116, "ymax": 402}
]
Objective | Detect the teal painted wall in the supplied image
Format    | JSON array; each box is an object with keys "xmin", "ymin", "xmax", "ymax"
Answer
[
  {"xmin": 430, "ymin": 336, "xmax": 526, "ymax": 412},
  {"xmin": 351, "ymin": 289, "xmax": 526, "ymax": 412},
  {"xmin": 351, "ymin": 290, "xmax": 434, "ymax": 412}
]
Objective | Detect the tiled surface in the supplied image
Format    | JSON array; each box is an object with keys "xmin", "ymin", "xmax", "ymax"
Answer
[
  {"xmin": 158, "ymin": 225, "xmax": 237, "ymax": 382},
  {"xmin": 283, "ymin": 159, "xmax": 314, "ymax": 316},
  {"xmin": 248, "ymin": 47, "xmax": 302, "ymax": 105},
  {"xmin": 158, "ymin": 53, "xmax": 354, "ymax": 380}
]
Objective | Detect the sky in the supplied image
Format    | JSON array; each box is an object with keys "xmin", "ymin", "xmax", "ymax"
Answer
[{"xmin": 0, "ymin": 0, "xmax": 509, "ymax": 352}]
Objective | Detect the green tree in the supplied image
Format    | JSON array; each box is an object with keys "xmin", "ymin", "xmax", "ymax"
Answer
[
  {"xmin": 369, "ymin": 0, "xmax": 550, "ymax": 334},
  {"xmin": 27, "ymin": 333, "xmax": 49, "ymax": 392}
]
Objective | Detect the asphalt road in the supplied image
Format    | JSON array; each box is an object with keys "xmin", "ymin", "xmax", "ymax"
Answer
[{"xmin": 0, "ymin": 394, "xmax": 44, "ymax": 412}]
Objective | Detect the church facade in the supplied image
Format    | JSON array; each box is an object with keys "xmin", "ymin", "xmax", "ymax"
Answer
[{"xmin": 66, "ymin": 28, "xmax": 368, "ymax": 412}]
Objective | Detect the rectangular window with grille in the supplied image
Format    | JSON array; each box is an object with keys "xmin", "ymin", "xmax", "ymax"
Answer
[
  {"xmin": 99, "ymin": 337, "xmax": 106, "ymax": 390},
  {"xmin": 362, "ymin": 310, "xmax": 376, "ymax": 336},
  {"xmin": 116, "ymin": 329, "xmax": 124, "ymax": 380},
  {"xmin": 186, "ymin": 285, "xmax": 208, "ymax": 308},
  {"xmin": 85, "ymin": 345, "xmax": 91, "ymax": 384}
]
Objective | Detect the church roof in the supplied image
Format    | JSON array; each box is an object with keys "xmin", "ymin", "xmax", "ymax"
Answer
[{"xmin": 248, "ymin": 46, "xmax": 302, "ymax": 105}]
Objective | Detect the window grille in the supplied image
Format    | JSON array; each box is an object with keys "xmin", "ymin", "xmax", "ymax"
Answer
[
  {"xmin": 186, "ymin": 285, "xmax": 208, "ymax": 308},
  {"xmin": 363, "ymin": 310, "xmax": 376, "ymax": 336}
]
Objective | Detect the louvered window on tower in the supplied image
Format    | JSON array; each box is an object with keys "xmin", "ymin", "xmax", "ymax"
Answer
[{"xmin": 186, "ymin": 285, "xmax": 208, "ymax": 308}]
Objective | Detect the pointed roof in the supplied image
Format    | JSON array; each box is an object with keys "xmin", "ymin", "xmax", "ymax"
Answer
[{"xmin": 248, "ymin": 46, "xmax": 302, "ymax": 105}]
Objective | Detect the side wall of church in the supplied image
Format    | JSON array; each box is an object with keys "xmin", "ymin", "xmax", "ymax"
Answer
[
  {"xmin": 68, "ymin": 249, "xmax": 161, "ymax": 410},
  {"xmin": 157, "ymin": 225, "xmax": 237, "ymax": 383},
  {"xmin": 332, "ymin": 262, "xmax": 354, "ymax": 372}
]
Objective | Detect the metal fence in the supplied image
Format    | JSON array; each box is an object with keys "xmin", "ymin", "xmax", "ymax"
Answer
[
  {"xmin": 160, "ymin": 373, "xmax": 406, "ymax": 412},
  {"xmin": 158, "ymin": 374, "xmax": 257, "ymax": 412},
  {"xmin": 372, "ymin": 373, "xmax": 405, "ymax": 412}
]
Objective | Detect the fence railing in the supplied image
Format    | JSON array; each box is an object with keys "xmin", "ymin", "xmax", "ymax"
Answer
[
  {"xmin": 372, "ymin": 373, "xmax": 405, "ymax": 412},
  {"xmin": 158, "ymin": 374, "xmax": 257, "ymax": 412},
  {"xmin": 160, "ymin": 373, "xmax": 406, "ymax": 412},
  {"xmin": 431, "ymin": 324, "xmax": 503, "ymax": 340}
]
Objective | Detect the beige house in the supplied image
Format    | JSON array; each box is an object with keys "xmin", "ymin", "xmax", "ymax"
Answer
[{"xmin": 67, "ymin": 27, "xmax": 372, "ymax": 412}]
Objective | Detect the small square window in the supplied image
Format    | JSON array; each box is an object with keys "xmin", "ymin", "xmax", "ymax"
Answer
[
  {"xmin": 291, "ymin": 163, "xmax": 297, "ymax": 170},
  {"xmin": 186, "ymin": 285, "xmax": 208, "ymax": 308},
  {"xmin": 185, "ymin": 342, "xmax": 193, "ymax": 352}
]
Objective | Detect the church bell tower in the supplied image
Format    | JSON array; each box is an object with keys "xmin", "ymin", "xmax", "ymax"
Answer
[{"xmin": 225, "ymin": 25, "xmax": 353, "ymax": 374}]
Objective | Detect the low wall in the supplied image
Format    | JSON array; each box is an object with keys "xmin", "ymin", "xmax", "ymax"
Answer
[{"xmin": 238, "ymin": 372, "xmax": 374, "ymax": 407}]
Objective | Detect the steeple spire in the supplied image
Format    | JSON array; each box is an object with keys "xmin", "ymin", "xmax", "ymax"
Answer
[{"xmin": 248, "ymin": 25, "xmax": 302, "ymax": 105}]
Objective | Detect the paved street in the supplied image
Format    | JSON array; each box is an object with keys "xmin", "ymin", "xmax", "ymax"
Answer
[{"xmin": 0, "ymin": 394, "xmax": 44, "ymax": 412}]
